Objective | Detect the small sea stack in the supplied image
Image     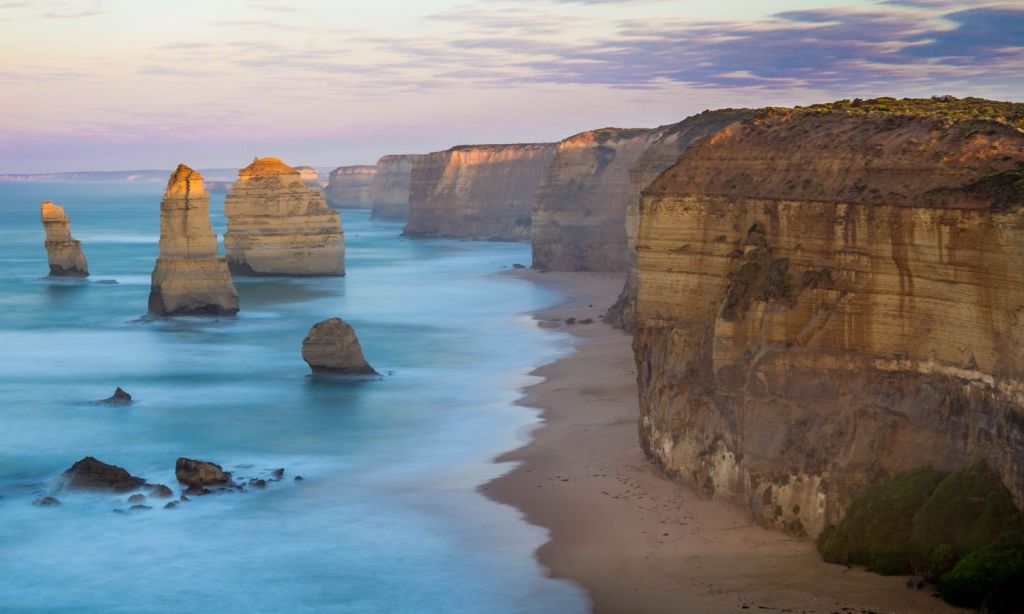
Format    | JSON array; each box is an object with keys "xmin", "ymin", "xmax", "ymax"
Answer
[
  {"xmin": 148, "ymin": 164, "xmax": 239, "ymax": 317},
  {"xmin": 224, "ymin": 157, "xmax": 345, "ymax": 276},
  {"xmin": 40, "ymin": 201, "xmax": 88, "ymax": 277},
  {"xmin": 326, "ymin": 165, "xmax": 376, "ymax": 209},
  {"xmin": 302, "ymin": 317, "xmax": 378, "ymax": 375},
  {"xmin": 294, "ymin": 165, "xmax": 326, "ymax": 198}
]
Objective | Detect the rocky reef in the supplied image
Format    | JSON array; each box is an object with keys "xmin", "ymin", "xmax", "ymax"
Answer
[
  {"xmin": 301, "ymin": 317, "xmax": 377, "ymax": 375},
  {"xmin": 40, "ymin": 201, "xmax": 88, "ymax": 277},
  {"xmin": 224, "ymin": 157, "xmax": 344, "ymax": 276},
  {"xmin": 326, "ymin": 165, "xmax": 375, "ymax": 208},
  {"xmin": 633, "ymin": 98, "xmax": 1024, "ymax": 538},
  {"xmin": 370, "ymin": 155, "xmax": 419, "ymax": 221},
  {"xmin": 605, "ymin": 110, "xmax": 756, "ymax": 331},
  {"xmin": 148, "ymin": 165, "xmax": 239, "ymax": 317},
  {"xmin": 405, "ymin": 143, "xmax": 555, "ymax": 241},
  {"xmin": 531, "ymin": 128, "xmax": 659, "ymax": 271}
]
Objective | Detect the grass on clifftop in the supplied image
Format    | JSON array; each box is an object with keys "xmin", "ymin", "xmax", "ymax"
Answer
[
  {"xmin": 762, "ymin": 96, "xmax": 1024, "ymax": 130},
  {"xmin": 817, "ymin": 462, "xmax": 1024, "ymax": 612}
]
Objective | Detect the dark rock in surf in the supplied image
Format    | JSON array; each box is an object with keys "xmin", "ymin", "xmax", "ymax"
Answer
[
  {"xmin": 175, "ymin": 457, "xmax": 229, "ymax": 487},
  {"xmin": 61, "ymin": 457, "xmax": 144, "ymax": 492}
]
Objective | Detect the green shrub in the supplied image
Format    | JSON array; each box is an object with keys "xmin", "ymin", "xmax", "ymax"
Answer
[{"xmin": 939, "ymin": 540, "xmax": 1024, "ymax": 612}]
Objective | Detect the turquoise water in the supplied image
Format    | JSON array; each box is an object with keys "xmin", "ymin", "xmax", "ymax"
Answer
[{"xmin": 0, "ymin": 181, "xmax": 587, "ymax": 613}]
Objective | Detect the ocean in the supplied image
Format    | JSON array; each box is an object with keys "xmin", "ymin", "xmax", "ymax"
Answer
[{"xmin": 0, "ymin": 180, "xmax": 588, "ymax": 613}]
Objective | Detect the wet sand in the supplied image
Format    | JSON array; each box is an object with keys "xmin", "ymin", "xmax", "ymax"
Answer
[{"xmin": 484, "ymin": 269, "xmax": 957, "ymax": 613}]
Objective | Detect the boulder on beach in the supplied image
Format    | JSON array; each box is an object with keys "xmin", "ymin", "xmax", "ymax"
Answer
[
  {"xmin": 175, "ymin": 457, "xmax": 229, "ymax": 487},
  {"xmin": 301, "ymin": 317, "xmax": 378, "ymax": 375},
  {"xmin": 61, "ymin": 457, "xmax": 143, "ymax": 492}
]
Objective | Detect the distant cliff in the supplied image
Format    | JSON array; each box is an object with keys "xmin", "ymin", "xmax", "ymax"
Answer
[
  {"xmin": 404, "ymin": 144, "xmax": 555, "ymax": 241},
  {"xmin": 605, "ymin": 109, "xmax": 756, "ymax": 331},
  {"xmin": 531, "ymin": 128, "xmax": 658, "ymax": 271},
  {"xmin": 633, "ymin": 97, "xmax": 1024, "ymax": 537},
  {"xmin": 326, "ymin": 165, "xmax": 375, "ymax": 208},
  {"xmin": 370, "ymin": 155, "xmax": 419, "ymax": 221}
]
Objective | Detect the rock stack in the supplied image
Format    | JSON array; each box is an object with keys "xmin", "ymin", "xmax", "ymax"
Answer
[
  {"xmin": 301, "ymin": 318, "xmax": 377, "ymax": 375},
  {"xmin": 224, "ymin": 158, "xmax": 345, "ymax": 276},
  {"xmin": 148, "ymin": 165, "xmax": 239, "ymax": 316},
  {"xmin": 294, "ymin": 166, "xmax": 326, "ymax": 198},
  {"xmin": 40, "ymin": 201, "xmax": 88, "ymax": 277},
  {"xmin": 326, "ymin": 165, "xmax": 376, "ymax": 208}
]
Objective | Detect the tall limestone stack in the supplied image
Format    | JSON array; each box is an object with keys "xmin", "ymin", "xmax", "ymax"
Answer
[
  {"xmin": 224, "ymin": 157, "xmax": 344, "ymax": 276},
  {"xmin": 370, "ymin": 155, "xmax": 419, "ymax": 221},
  {"xmin": 148, "ymin": 165, "xmax": 239, "ymax": 316},
  {"xmin": 326, "ymin": 165, "xmax": 376, "ymax": 209},
  {"xmin": 531, "ymin": 128, "xmax": 659, "ymax": 271},
  {"xmin": 40, "ymin": 201, "xmax": 88, "ymax": 277},
  {"xmin": 605, "ymin": 109, "xmax": 756, "ymax": 331},
  {"xmin": 404, "ymin": 143, "xmax": 556, "ymax": 241},
  {"xmin": 633, "ymin": 98, "xmax": 1024, "ymax": 538}
]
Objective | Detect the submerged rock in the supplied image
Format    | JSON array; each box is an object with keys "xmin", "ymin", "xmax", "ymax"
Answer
[
  {"xmin": 127, "ymin": 493, "xmax": 146, "ymax": 503},
  {"xmin": 301, "ymin": 318, "xmax": 378, "ymax": 375},
  {"xmin": 61, "ymin": 457, "xmax": 143, "ymax": 492},
  {"xmin": 33, "ymin": 496, "xmax": 60, "ymax": 507},
  {"xmin": 147, "ymin": 484, "xmax": 173, "ymax": 498},
  {"xmin": 224, "ymin": 157, "xmax": 344, "ymax": 276},
  {"xmin": 40, "ymin": 201, "xmax": 88, "ymax": 277},
  {"xmin": 175, "ymin": 457, "xmax": 229, "ymax": 487},
  {"xmin": 97, "ymin": 387, "xmax": 132, "ymax": 406},
  {"xmin": 148, "ymin": 164, "xmax": 239, "ymax": 317}
]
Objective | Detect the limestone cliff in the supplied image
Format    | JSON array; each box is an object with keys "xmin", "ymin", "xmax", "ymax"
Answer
[
  {"xmin": 370, "ymin": 155, "xmax": 419, "ymax": 221},
  {"xmin": 634, "ymin": 98, "xmax": 1024, "ymax": 538},
  {"xmin": 40, "ymin": 201, "xmax": 88, "ymax": 277},
  {"xmin": 224, "ymin": 157, "xmax": 344, "ymax": 276},
  {"xmin": 325, "ymin": 165, "xmax": 375, "ymax": 208},
  {"xmin": 605, "ymin": 110, "xmax": 756, "ymax": 331},
  {"xmin": 531, "ymin": 128, "xmax": 660, "ymax": 271},
  {"xmin": 404, "ymin": 144, "xmax": 555, "ymax": 241},
  {"xmin": 295, "ymin": 166, "xmax": 326, "ymax": 199},
  {"xmin": 148, "ymin": 165, "xmax": 239, "ymax": 316}
]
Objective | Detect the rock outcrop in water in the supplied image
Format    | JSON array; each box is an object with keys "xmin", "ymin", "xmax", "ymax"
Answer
[
  {"xmin": 301, "ymin": 317, "xmax": 377, "ymax": 375},
  {"xmin": 61, "ymin": 456, "xmax": 143, "ymax": 492},
  {"xmin": 326, "ymin": 165, "xmax": 375, "ymax": 208},
  {"xmin": 295, "ymin": 166, "xmax": 326, "ymax": 199},
  {"xmin": 148, "ymin": 165, "xmax": 239, "ymax": 317},
  {"xmin": 224, "ymin": 157, "xmax": 344, "ymax": 276},
  {"xmin": 370, "ymin": 155, "xmax": 419, "ymax": 221},
  {"xmin": 405, "ymin": 144, "xmax": 556, "ymax": 241},
  {"xmin": 40, "ymin": 201, "xmax": 88, "ymax": 277},
  {"xmin": 531, "ymin": 128, "xmax": 658, "ymax": 271},
  {"xmin": 175, "ymin": 457, "xmax": 229, "ymax": 486},
  {"xmin": 605, "ymin": 109, "xmax": 756, "ymax": 331},
  {"xmin": 633, "ymin": 98, "xmax": 1024, "ymax": 538}
]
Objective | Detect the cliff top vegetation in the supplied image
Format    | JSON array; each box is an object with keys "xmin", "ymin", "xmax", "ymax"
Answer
[{"xmin": 759, "ymin": 96, "xmax": 1024, "ymax": 130}]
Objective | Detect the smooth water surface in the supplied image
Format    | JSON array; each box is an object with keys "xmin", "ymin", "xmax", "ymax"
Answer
[{"xmin": 0, "ymin": 181, "xmax": 587, "ymax": 613}]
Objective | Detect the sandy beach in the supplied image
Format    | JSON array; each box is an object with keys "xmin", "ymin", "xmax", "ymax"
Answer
[{"xmin": 484, "ymin": 269, "xmax": 958, "ymax": 613}]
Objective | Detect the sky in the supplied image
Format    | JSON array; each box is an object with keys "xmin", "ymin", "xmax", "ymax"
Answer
[{"xmin": 0, "ymin": 0, "xmax": 1021, "ymax": 173}]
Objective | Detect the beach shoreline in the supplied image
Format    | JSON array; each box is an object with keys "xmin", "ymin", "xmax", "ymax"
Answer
[{"xmin": 483, "ymin": 269, "xmax": 958, "ymax": 613}]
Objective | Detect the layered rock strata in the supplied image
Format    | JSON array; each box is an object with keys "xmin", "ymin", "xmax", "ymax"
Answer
[
  {"xmin": 40, "ymin": 201, "xmax": 88, "ymax": 277},
  {"xmin": 606, "ymin": 109, "xmax": 756, "ymax": 331},
  {"xmin": 325, "ymin": 165, "xmax": 375, "ymax": 208},
  {"xmin": 370, "ymin": 155, "xmax": 419, "ymax": 221},
  {"xmin": 634, "ymin": 99, "xmax": 1024, "ymax": 538},
  {"xmin": 405, "ymin": 144, "xmax": 556, "ymax": 241},
  {"xmin": 224, "ymin": 158, "xmax": 344, "ymax": 276},
  {"xmin": 531, "ymin": 128, "xmax": 659, "ymax": 271},
  {"xmin": 302, "ymin": 317, "xmax": 377, "ymax": 375},
  {"xmin": 148, "ymin": 165, "xmax": 239, "ymax": 316}
]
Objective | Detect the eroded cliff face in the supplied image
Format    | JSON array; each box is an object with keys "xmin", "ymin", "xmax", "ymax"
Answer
[
  {"xmin": 531, "ymin": 128, "xmax": 659, "ymax": 271},
  {"xmin": 224, "ymin": 157, "xmax": 344, "ymax": 276},
  {"xmin": 634, "ymin": 104, "xmax": 1024, "ymax": 538},
  {"xmin": 148, "ymin": 165, "xmax": 239, "ymax": 316},
  {"xmin": 325, "ymin": 165, "xmax": 375, "ymax": 208},
  {"xmin": 40, "ymin": 201, "xmax": 88, "ymax": 277},
  {"xmin": 370, "ymin": 155, "xmax": 419, "ymax": 221},
  {"xmin": 605, "ymin": 110, "xmax": 756, "ymax": 331},
  {"xmin": 295, "ymin": 166, "xmax": 326, "ymax": 199},
  {"xmin": 404, "ymin": 144, "xmax": 555, "ymax": 241}
]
